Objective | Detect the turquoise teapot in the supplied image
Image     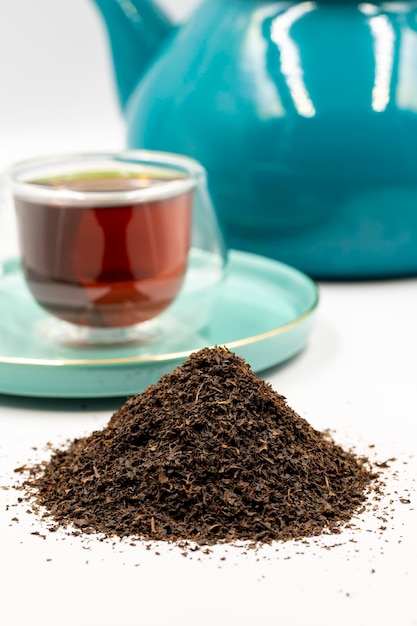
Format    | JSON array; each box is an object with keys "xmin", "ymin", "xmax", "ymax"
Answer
[{"xmin": 94, "ymin": 0, "xmax": 417, "ymax": 278}]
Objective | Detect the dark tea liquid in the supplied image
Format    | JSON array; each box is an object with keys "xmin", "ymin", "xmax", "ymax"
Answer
[{"xmin": 14, "ymin": 173, "xmax": 193, "ymax": 328}]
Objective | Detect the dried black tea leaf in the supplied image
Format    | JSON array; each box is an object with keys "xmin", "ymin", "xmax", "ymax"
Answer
[{"xmin": 25, "ymin": 347, "xmax": 376, "ymax": 545}]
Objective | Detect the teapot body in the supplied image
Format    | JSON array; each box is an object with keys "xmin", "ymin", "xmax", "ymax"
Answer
[{"xmin": 124, "ymin": 0, "xmax": 417, "ymax": 278}]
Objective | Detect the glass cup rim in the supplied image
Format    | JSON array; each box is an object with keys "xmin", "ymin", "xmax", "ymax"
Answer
[{"xmin": 6, "ymin": 149, "xmax": 205, "ymax": 207}]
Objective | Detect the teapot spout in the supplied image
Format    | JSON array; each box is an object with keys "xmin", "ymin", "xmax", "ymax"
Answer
[{"xmin": 93, "ymin": 0, "xmax": 174, "ymax": 110}]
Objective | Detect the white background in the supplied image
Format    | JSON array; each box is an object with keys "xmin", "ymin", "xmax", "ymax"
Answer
[
  {"xmin": 1, "ymin": 2, "xmax": 417, "ymax": 626},
  {"xmin": 0, "ymin": 0, "xmax": 201, "ymax": 171},
  {"xmin": 0, "ymin": 0, "xmax": 201, "ymax": 256}
]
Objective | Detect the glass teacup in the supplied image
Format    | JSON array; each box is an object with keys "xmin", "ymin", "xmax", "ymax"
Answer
[{"xmin": 6, "ymin": 151, "xmax": 227, "ymax": 345}]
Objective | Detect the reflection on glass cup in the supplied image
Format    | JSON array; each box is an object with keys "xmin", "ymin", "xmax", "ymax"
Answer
[{"xmin": 6, "ymin": 151, "xmax": 227, "ymax": 345}]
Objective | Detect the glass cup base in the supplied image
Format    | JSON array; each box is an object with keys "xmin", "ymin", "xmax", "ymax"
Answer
[{"xmin": 37, "ymin": 317, "xmax": 162, "ymax": 347}]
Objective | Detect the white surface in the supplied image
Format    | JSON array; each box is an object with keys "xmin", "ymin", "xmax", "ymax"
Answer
[{"xmin": 0, "ymin": 2, "xmax": 416, "ymax": 626}]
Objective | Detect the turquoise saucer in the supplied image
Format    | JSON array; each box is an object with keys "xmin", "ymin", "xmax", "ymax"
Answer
[{"xmin": 0, "ymin": 251, "xmax": 318, "ymax": 398}]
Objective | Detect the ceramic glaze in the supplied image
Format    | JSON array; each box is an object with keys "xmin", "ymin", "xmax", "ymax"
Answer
[{"xmin": 94, "ymin": 0, "xmax": 417, "ymax": 277}]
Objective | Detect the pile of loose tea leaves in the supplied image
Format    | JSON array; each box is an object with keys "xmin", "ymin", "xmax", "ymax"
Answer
[{"xmin": 23, "ymin": 347, "xmax": 377, "ymax": 545}]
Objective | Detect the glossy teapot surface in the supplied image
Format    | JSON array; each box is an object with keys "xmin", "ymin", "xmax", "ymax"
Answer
[{"xmin": 95, "ymin": 0, "xmax": 417, "ymax": 278}]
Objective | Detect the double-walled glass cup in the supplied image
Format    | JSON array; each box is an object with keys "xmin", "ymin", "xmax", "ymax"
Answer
[{"xmin": 7, "ymin": 151, "xmax": 227, "ymax": 345}]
